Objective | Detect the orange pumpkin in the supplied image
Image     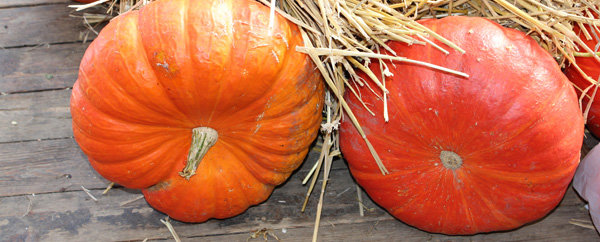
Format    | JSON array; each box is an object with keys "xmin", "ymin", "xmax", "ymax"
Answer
[
  {"xmin": 340, "ymin": 16, "xmax": 583, "ymax": 234},
  {"xmin": 70, "ymin": 0, "xmax": 324, "ymax": 222},
  {"xmin": 564, "ymin": 15, "xmax": 600, "ymax": 136}
]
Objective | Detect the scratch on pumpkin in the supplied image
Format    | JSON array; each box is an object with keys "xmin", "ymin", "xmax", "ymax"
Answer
[
  {"xmin": 156, "ymin": 62, "xmax": 169, "ymax": 71},
  {"xmin": 271, "ymin": 50, "xmax": 280, "ymax": 63}
]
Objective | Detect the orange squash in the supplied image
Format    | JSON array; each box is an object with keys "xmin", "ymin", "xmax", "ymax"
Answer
[
  {"xmin": 340, "ymin": 16, "xmax": 583, "ymax": 234},
  {"xmin": 564, "ymin": 14, "xmax": 600, "ymax": 136},
  {"xmin": 70, "ymin": 0, "xmax": 324, "ymax": 222}
]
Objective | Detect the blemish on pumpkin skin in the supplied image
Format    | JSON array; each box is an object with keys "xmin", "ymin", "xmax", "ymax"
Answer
[
  {"xmin": 146, "ymin": 181, "xmax": 170, "ymax": 192},
  {"xmin": 256, "ymin": 112, "xmax": 265, "ymax": 121},
  {"xmin": 271, "ymin": 50, "xmax": 280, "ymax": 63},
  {"xmin": 156, "ymin": 62, "xmax": 169, "ymax": 71},
  {"xmin": 153, "ymin": 51, "xmax": 177, "ymax": 74}
]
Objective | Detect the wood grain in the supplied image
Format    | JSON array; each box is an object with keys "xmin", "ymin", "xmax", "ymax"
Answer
[
  {"xmin": 0, "ymin": 89, "xmax": 72, "ymax": 143},
  {"xmin": 0, "ymin": 3, "xmax": 98, "ymax": 48},
  {"xmin": 0, "ymin": 165, "xmax": 595, "ymax": 241},
  {"xmin": 0, "ymin": 138, "xmax": 109, "ymax": 197},
  {"xmin": 0, "ymin": 166, "xmax": 384, "ymax": 241},
  {"xmin": 0, "ymin": 0, "xmax": 70, "ymax": 8},
  {"xmin": 0, "ymin": 43, "xmax": 88, "ymax": 93}
]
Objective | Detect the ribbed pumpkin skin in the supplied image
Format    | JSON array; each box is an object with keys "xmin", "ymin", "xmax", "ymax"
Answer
[
  {"xmin": 340, "ymin": 16, "xmax": 583, "ymax": 235},
  {"xmin": 564, "ymin": 21, "xmax": 600, "ymax": 136},
  {"xmin": 70, "ymin": 0, "xmax": 324, "ymax": 222}
]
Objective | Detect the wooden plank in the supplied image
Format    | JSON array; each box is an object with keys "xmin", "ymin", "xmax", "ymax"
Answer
[
  {"xmin": 0, "ymin": 0, "xmax": 70, "ymax": 8},
  {"xmin": 0, "ymin": 43, "xmax": 88, "ymax": 93},
  {"xmin": 0, "ymin": 136, "xmax": 343, "ymax": 197},
  {"xmin": 0, "ymin": 167, "xmax": 384, "ymax": 241},
  {"xmin": 0, "ymin": 4, "xmax": 95, "ymax": 48},
  {"xmin": 187, "ymin": 199, "xmax": 597, "ymax": 242},
  {"xmin": 0, "ymin": 138, "xmax": 109, "ymax": 197},
  {"xmin": 0, "ymin": 166, "xmax": 594, "ymax": 241},
  {"xmin": 0, "ymin": 89, "xmax": 72, "ymax": 143}
]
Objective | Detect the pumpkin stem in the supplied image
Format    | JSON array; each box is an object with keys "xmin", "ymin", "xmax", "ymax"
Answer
[
  {"xmin": 179, "ymin": 127, "xmax": 218, "ymax": 180},
  {"xmin": 440, "ymin": 151, "xmax": 462, "ymax": 170}
]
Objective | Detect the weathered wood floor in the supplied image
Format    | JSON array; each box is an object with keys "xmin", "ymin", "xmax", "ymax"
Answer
[{"xmin": 0, "ymin": 1, "xmax": 599, "ymax": 241}]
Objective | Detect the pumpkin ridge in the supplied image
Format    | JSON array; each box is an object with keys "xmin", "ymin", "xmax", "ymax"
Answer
[
  {"xmin": 214, "ymin": 57, "xmax": 322, "ymax": 154},
  {"xmin": 207, "ymin": 0, "xmax": 254, "ymax": 124},
  {"xmin": 114, "ymin": 10, "xmax": 194, "ymax": 125},
  {"xmin": 142, "ymin": 0, "xmax": 203, "ymax": 125},
  {"xmin": 233, "ymin": 8, "xmax": 302, "ymax": 119},
  {"xmin": 467, "ymin": 160, "xmax": 577, "ymax": 184},
  {"xmin": 466, "ymin": 172, "xmax": 540, "ymax": 227},
  {"xmin": 452, "ymin": 175, "xmax": 480, "ymax": 233},
  {"xmin": 202, "ymin": 0, "xmax": 295, "ymax": 124},
  {"xmin": 133, "ymin": 0, "xmax": 212, "ymax": 125},
  {"xmin": 72, "ymin": 122, "xmax": 184, "ymax": 164},
  {"xmin": 88, "ymin": 135, "xmax": 188, "ymax": 188},
  {"xmin": 79, "ymin": 11, "xmax": 193, "ymax": 127},
  {"xmin": 215, "ymin": 140, "xmax": 276, "ymax": 184},
  {"xmin": 154, "ymin": 0, "xmax": 198, "ymax": 125},
  {"xmin": 79, "ymin": 55, "xmax": 187, "ymax": 127},
  {"xmin": 467, "ymin": 167, "xmax": 569, "ymax": 203},
  {"xmin": 72, "ymin": 90, "xmax": 189, "ymax": 140},
  {"xmin": 382, "ymin": 166, "xmax": 447, "ymax": 213},
  {"xmin": 221, "ymin": 138, "xmax": 293, "ymax": 175},
  {"xmin": 215, "ymin": 148, "xmax": 266, "ymax": 210},
  {"xmin": 225, "ymin": 123, "xmax": 317, "ymax": 155},
  {"xmin": 464, "ymin": 85, "xmax": 580, "ymax": 160},
  {"xmin": 71, "ymin": 84, "xmax": 191, "ymax": 147}
]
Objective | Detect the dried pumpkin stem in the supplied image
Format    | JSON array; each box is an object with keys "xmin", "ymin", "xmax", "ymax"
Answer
[{"xmin": 179, "ymin": 127, "xmax": 218, "ymax": 180}]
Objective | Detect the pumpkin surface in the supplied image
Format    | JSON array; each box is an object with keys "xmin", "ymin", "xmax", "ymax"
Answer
[
  {"xmin": 564, "ymin": 19, "xmax": 600, "ymax": 136},
  {"xmin": 70, "ymin": 0, "xmax": 324, "ymax": 222},
  {"xmin": 340, "ymin": 16, "xmax": 583, "ymax": 235}
]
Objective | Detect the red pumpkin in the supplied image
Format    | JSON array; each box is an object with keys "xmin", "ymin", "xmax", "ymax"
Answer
[
  {"xmin": 340, "ymin": 16, "xmax": 583, "ymax": 235},
  {"xmin": 70, "ymin": 0, "xmax": 324, "ymax": 222},
  {"xmin": 564, "ymin": 16, "xmax": 600, "ymax": 136}
]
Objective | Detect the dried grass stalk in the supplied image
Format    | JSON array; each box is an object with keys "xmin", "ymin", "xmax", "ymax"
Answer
[{"xmin": 160, "ymin": 217, "xmax": 182, "ymax": 242}]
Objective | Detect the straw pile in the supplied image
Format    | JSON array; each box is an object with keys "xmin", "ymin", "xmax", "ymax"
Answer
[{"xmin": 70, "ymin": 0, "xmax": 600, "ymax": 241}]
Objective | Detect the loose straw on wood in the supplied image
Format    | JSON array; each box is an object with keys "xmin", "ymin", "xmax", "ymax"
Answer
[{"xmin": 160, "ymin": 217, "xmax": 182, "ymax": 242}]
